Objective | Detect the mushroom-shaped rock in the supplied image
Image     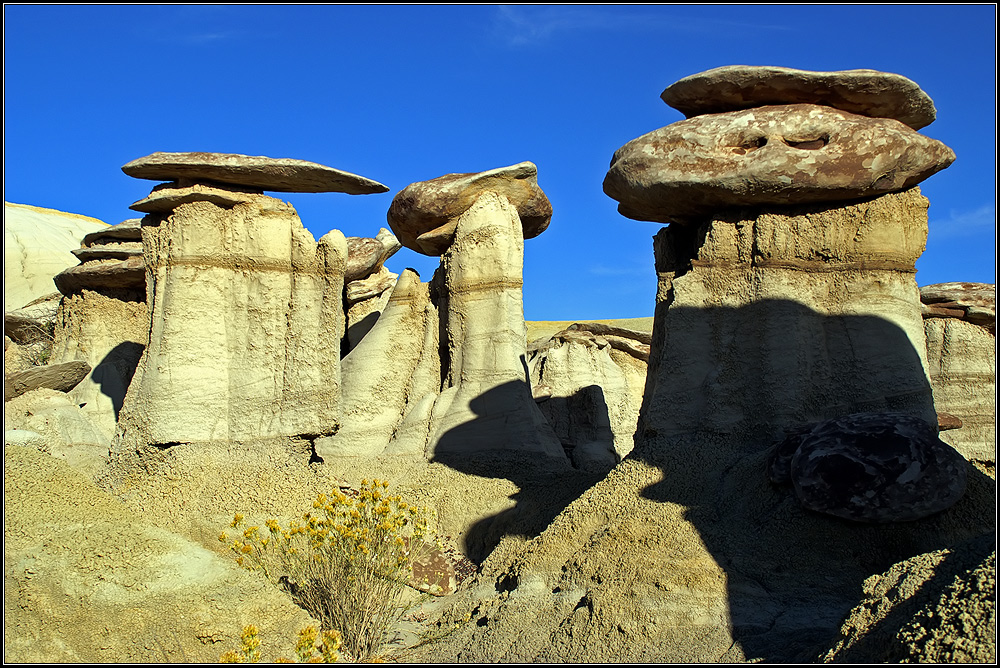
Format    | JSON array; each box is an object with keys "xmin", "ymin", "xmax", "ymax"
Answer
[
  {"xmin": 386, "ymin": 162, "xmax": 552, "ymax": 255},
  {"xmin": 122, "ymin": 152, "xmax": 389, "ymax": 194},
  {"xmin": 604, "ymin": 104, "xmax": 955, "ymax": 224},
  {"xmin": 661, "ymin": 65, "xmax": 937, "ymax": 130},
  {"xmin": 769, "ymin": 412, "xmax": 968, "ymax": 523}
]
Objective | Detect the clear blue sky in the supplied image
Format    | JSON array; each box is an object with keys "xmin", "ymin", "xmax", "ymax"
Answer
[{"xmin": 4, "ymin": 5, "xmax": 996, "ymax": 320}]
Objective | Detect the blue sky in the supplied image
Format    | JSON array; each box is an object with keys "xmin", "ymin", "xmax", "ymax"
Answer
[{"xmin": 4, "ymin": 5, "xmax": 996, "ymax": 320}]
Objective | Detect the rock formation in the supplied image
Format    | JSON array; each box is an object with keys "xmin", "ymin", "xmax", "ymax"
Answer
[
  {"xmin": 4, "ymin": 201, "xmax": 108, "ymax": 310},
  {"xmin": 921, "ymin": 282, "xmax": 996, "ymax": 462},
  {"xmin": 768, "ymin": 412, "xmax": 968, "ymax": 523},
  {"xmin": 417, "ymin": 66, "xmax": 985, "ymax": 664},
  {"xmin": 47, "ymin": 219, "xmax": 149, "ymax": 441},
  {"xmin": 318, "ymin": 162, "xmax": 568, "ymax": 468},
  {"xmin": 604, "ymin": 104, "xmax": 954, "ymax": 224},
  {"xmin": 343, "ymin": 228, "xmax": 401, "ymax": 353},
  {"xmin": 110, "ymin": 152, "xmax": 381, "ymax": 454},
  {"xmin": 527, "ymin": 323, "xmax": 650, "ymax": 469},
  {"xmin": 660, "ymin": 65, "xmax": 938, "ymax": 129}
]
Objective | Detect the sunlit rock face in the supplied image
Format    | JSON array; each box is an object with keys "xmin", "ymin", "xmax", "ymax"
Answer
[
  {"xmin": 387, "ymin": 161, "xmax": 551, "ymax": 255},
  {"xmin": 660, "ymin": 65, "xmax": 937, "ymax": 129},
  {"xmin": 114, "ymin": 197, "xmax": 347, "ymax": 449},
  {"xmin": 604, "ymin": 104, "xmax": 954, "ymax": 224},
  {"xmin": 323, "ymin": 164, "xmax": 568, "ymax": 468},
  {"xmin": 110, "ymin": 151, "xmax": 390, "ymax": 454}
]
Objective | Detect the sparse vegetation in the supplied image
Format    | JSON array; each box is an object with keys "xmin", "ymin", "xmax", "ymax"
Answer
[
  {"xmin": 221, "ymin": 480, "xmax": 434, "ymax": 661},
  {"xmin": 220, "ymin": 624, "xmax": 342, "ymax": 663}
]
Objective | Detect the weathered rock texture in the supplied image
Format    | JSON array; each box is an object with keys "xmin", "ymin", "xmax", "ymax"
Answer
[
  {"xmin": 4, "ymin": 360, "xmax": 91, "ymax": 402},
  {"xmin": 527, "ymin": 325, "xmax": 649, "ymax": 469},
  {"xmin": 924, "ymin": 316, "xmax": 996, "ymax": 463},
  {"xmin": 769, "ymin": 412, "xmax": 968, "ymax": 523},
  {"xmin": 410, "ymin": 86, "xmax": 972, "ymax": 657},
  {"xmin": 4, "ymin": 202, "xmax": 108, "ymax": 310},
  {"xmin": 342, "ymin": 229, "xmax": 402, "ymax": 353},
  {"xmin": 321, "ymin": 190, "xmax": 567, "ymax": 467},
  {"xmin": 48, "ymin": 219, "xmax": 150, "ymax": 441},
  {"xmin": 122, "ymin": 152, "xmax": 389, "ymax": 194},
  {"xmin": 387, "ymin": 162, "xmax": 552, "ymax": 255},
  {"xmin": 661, "ymin": 65, "xmax": 937, "ymax": 129},
  {"xmin": 604, "ymin": 105, "xmax": 955, "ymax": 224},
  {"xmin": 921, "ymin": 281, "xmax": 996, "ymax": 333},
  {"xmin": 112, "ymin": 196, "xmax": 347, "ymax": 451},
  {"xmin": 345, "ymin": 228, "xmax": 401, "ymax": 282},
  {"xmin": 5, "ymin": 388, "xmax": 113, "ymax": 477},
  {"xmin": 817, "ymin": 531, "xmax": 996, "ymax": 663}
]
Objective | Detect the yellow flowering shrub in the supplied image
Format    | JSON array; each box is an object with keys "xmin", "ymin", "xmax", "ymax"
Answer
[
  {"xmin": 220, "ymin": 480, "xmax": 433, "ymax": 660},
  {"xmin": 220, "ymin": 624, "xmax": 341, "ymax": 663}
]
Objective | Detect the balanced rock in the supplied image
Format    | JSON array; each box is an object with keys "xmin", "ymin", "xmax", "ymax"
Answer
[
  {"xmin": 122, "ymin": 151, "xmax": 389, "ymax": 194},
  {"xmin": 661, "ymin": 66, "xmax": 937, "ymax": 130},
  {"xmin": 387, "ymin": 162, "xmax": 552, "ymax": 255},
  {"xmin": 345, "ymin": 228, "xmax": 401, "ymax": 282},
  {"xmin": 604, "ymin": 104, "xmax": 955, "ymax": 224},
  {"xmin": 771, "ymin": 412, "xmax": 968, "ymax": 523}
]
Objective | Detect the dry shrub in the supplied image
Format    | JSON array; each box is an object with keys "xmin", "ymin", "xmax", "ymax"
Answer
[{"xmin": 221, "ymin": 480, "xmax": 433, "ymax": 660}]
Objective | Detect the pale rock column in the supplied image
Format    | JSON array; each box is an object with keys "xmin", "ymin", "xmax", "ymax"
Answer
[
  {"xmin": 428, "ymin": 190, "xmax": 565, "ymax": 462},
  {"xmin": 115, "ymin": 198, "xmax": 346, "ymax": 447}
]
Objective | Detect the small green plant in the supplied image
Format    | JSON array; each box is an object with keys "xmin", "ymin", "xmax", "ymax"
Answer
[
  {"xmin": 220, "ymin": 624, "xmax": 342, "ymax": 663},
  {"xmin": 221, "ymin": 480, "xmax": 434, "ymax": 661}
]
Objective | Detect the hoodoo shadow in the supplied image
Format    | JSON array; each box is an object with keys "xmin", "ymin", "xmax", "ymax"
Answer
[
  {"xmin": 430, "ymin": 379, "xmax": 613, "ymax": 564},
  {"xmin": 92, "ymin": 341, "xmax": 145, "ymax": 420},
  {"xmin": 632, "ymin": 299, "xmax": 996, "ymax": 661}
]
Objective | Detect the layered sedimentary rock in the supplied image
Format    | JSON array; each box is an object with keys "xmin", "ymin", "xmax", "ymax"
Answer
[
  {"xmin": 920, "ymin": 282, "xmax": 996, "ymax": 333},
  {"xmin": 661, "ymin": 66, "xmax": 937, "ymax": 130},
  {"xmin": 432, "ymin": 67, "xmax": 978, "ymax": 664},
  {"xmin": 114, "ymin": 197, "xmax": 347, "ymax": 447},
  {"xmin": 920, "ymin": 282, "xmax": 995, "ymax": 463},
  {"xmin": 527, "ymin": 324, "xmax": 649, "ymax": 469},
  {"xmin": 49, "ymin": 219, "xmax": 149, "ymax": 441},
  {"xmin": 320, "ymin": 163, "xmax": 567, "ymax": 468},
  {"xmin": 4, "ymin": 202, "xmax": 108, "ymax": 310},
  {"xmin": 111, "ymin": 152, "xmax": 382, "ymax": 452},
  {"xmin": 923, "ymin": 316, "xmax": 996, "ymax": 463}
]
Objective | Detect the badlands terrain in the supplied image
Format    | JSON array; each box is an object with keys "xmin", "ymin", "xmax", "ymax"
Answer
[{"xmin": 4, "ymin": 65, "xmax": 996, "ymax": 663}]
